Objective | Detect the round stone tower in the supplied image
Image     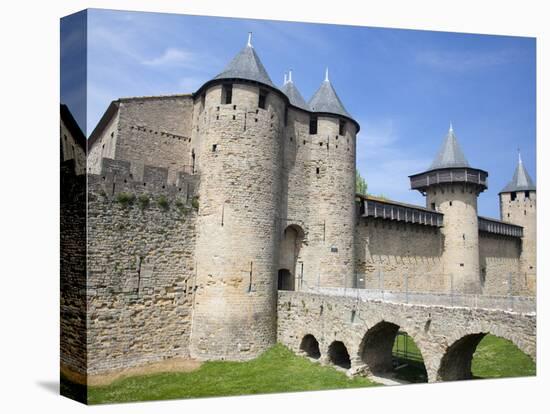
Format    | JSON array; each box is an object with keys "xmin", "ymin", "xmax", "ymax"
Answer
[
  {"xmin": 307, "ymin": 69, "xmax": 359, "ymax": 288},
  {"xmin": 499, "ymin": 152, "xmax": 536, "ymax": 294},
  {"xmin": 189, "ymin": 35, "xmax": 285, "ymax": 360},
  {"xmin": 410, "ymin": 124, "xmax": 488, "ymax": 294}
]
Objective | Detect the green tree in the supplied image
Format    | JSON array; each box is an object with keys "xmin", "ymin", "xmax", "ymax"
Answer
[{"xmin": 356, "ymin": 169, "xmax": 367, "ymax": 195}]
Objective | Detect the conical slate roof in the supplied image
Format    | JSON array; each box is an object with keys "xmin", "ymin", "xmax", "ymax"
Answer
[
  {"xmin": 213, "ymin": 35, "xmax": 275, "ymax": 88},
  {"xmin": 500, "ymin": 153, "xmax": 536, "ymax": 193},
  {"xmin": 308, "ymin": 69, "xmax": 352, "ymax": 118},
  {"xmin": 281, "ymin": 71, "xmax": 309, "ymax": 111},
  {"xmin": 429, "ymin": 124, "xmax": 470, "ymax": 170}
]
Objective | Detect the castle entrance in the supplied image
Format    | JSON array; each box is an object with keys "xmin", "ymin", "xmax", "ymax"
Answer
[{"xmin": 277, "ymin": 225, "xmax": 304, "ymax": 291}]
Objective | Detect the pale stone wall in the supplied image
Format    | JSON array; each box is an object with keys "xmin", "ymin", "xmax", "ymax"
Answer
[
  {"xmin": 60, "ymin": 118, "xmax": 86, "ymax": 175},
  {"xmin": 115, "ymin": 96, "xmax": 194, "ymax": 183},
  {"xmin": 189, "ymin": 83, "xmax": 285, "ymax": 360},
  {"xmin": 426, "ymin": 184, "xmax": 481, "ymax": 294},
  {"xmin": 500, "ymin": 191, "xmax": 536, "ymax": 295},
  {"xmin": 479, "ymin": 233, "xmax": 521, "ymax": 295},
  {"xmin": 86, "ymin": 160, "xmax": 198, "ymax": 374},
  {"xmin": 87, "ymin": 109, "xmax": 119, "ymax": 174},
  {"xmin": 277, "ymin": 290, "xmax": 536, "ymax": 383},
  {"xmin": 355, "ymin": 218, "xmax": 444, "ymax": 292}
]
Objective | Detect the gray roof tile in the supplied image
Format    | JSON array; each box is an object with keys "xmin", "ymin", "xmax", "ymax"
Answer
[
  {"xmin": 429, "ymin": 125, "xmax": 470, "ymax": 170},
  {"xmin": 501, "ymin": 155, "xmax": 536, "ymax": 193},
  {"xmin": 308, "ymin": 77, "xmax": 352, "ymax": 119},
  {"xmin": 214, "ymin": 44, "xmax": 275, "ymax": 88},
  {"xmin": 281, "ymin": 79, "xmax": 309, "ymax": 111}
]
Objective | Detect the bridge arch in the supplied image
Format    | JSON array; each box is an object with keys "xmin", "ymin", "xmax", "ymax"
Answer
[
  {"xmin": 327, "ymin": 341, "xmax": 351, "ymax": 369},
  {"xmin": 437, "ymin": 332, "xmax": 535, "ymax": 381},
  {"xmin": 358, "ymin": 320, "xmax": 428, "ymax": 382},
  {"xmin": 300, "ymin": 334, "xmax": 321, "ymax": 359}
]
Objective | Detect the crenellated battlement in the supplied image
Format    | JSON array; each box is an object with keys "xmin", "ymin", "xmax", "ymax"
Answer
[{"xmin": 88, "ymin": 157, "xmax": 200, "ymax": 205}]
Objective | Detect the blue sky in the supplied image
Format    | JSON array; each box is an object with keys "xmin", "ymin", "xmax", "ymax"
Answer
[{"xmin": 61, "ymin": 9, "xmax": 536, "ymax": 219}]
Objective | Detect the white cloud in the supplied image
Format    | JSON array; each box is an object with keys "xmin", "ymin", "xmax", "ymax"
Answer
[
  {"xmin": 416, "ymin": 49, "xmax": 516, "ymax": 72},
  {"xmin": 356, "ymin": 118, "xmax": 429, "ymax": 206},
  {"xmin": 142, "ymin": 48, "xmax": 196, "ymax": 67}
]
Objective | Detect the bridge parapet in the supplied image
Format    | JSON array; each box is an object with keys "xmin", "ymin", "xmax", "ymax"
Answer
[{"xmin": 306, "ymin": 287, "xmax": 535, "ymax": 313}]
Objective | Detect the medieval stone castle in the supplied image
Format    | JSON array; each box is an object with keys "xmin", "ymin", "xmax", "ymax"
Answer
[{"xmin": 60, "ymin": 34, "xmax": 536, "ymax": 381}]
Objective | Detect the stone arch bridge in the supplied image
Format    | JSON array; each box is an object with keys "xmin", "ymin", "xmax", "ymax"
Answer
[{"xmin": 277, "ymin": 290, "xmax": 536, "ymax": 382}]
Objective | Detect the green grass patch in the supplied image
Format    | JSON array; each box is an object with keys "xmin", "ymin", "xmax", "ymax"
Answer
[
  {"xmin": 87, "ymin": 344, "xmax": 378, "ymax": 404},
  {"xmin": 471, "ymin": 334, "xmax": 536, "ymax": 379}
]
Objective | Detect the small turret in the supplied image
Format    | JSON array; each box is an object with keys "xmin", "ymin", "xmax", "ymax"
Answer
[
  {"xmin": 499, "ymin": 151, "xmax": 536, "ymax": 294},
  {"xmin": 410, "ymin": 124, "xmax": 487, "ymax": 294},
  {"xmin": 280, "ymin": 70, "xmax": 310, "ymax": 111}
]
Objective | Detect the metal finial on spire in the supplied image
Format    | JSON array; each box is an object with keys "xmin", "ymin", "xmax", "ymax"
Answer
[
  {"xmin": 288, "ymin": 69, "xmax": 293, "ymax": 83},
  {"xmin": 247, "ymin": 32, "xmax": 252, "ymax": 47},
  {"xmin": 518, "ymin": 148, "xmax": 523, "ymax": 164},
  {"xmin": 449, "ymin": 121, "xmax": 453, "ymax": 133},
  {"xmin": 325, "ymin": 67, "xmax": 329, "ymax": 82}
]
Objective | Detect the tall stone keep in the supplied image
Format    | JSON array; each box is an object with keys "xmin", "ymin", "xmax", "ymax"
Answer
[
  {"xmin": 307, "ymin": 69, "xmax": 359, "ymax": 288},
  {"xmin": 410, "ymin": 124, "xmax": 488, "ymax": 294},
  {"xmin": 499, "ymin": 152, "xmax": 536, "ymax": 294},
  {"xmin": 189, "ymin": 35, "xmax": 285, "ymax": 360}
]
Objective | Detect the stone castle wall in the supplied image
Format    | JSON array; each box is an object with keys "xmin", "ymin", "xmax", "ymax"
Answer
[
  {"xmin": 189, "ymin": 83, "xmax": 285, "ymax": 360},
  {"xmin": 427, "ymin": 184, "xmax": 481, "ymax": 294},
  {"xmin": 500, "ymin": 191, "xmax": 536, "ymax": 295},
  {"xmin": 355, "ymin": 218, "xmax": 444, "ymax": 292},
  {"xmin": 479, "ymin": 233, "xmax": 521, "ymax": 295},
  {"xmin": 86, "ymin": 158, "xmax": 199, "ymax": 374},
  {"xmin": 88, "ymin": 96, "xmax": 195, "ymax": 184}
]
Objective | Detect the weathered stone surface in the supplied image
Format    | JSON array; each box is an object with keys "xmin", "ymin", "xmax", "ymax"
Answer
[{"xmin": 277, "ymin": 291, "xmax": 536, "ymax": 383}]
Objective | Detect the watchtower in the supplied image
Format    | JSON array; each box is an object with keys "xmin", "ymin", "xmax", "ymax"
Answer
[
  {"xmin": 410, "ymin": 124, "xmax": 488, "ymax": 294},
  {"xmin": 499, "ymin": 152, "xmax": 536, "ymax": 294},
  {"xmin": 189, "ymin": 34, "xmax": 285, "ymax": 360},
  {"xmin": 307, "ymin": 69, "xmax": 359, "ymax": 288}
]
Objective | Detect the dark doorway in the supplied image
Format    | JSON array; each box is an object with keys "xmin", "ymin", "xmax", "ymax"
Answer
[{"xmin": 278, "ymin": 269, "xmax": 294, "ymax": 291}]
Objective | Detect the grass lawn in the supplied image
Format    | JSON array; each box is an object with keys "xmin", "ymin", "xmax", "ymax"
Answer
[
  {"xmin": 391, "ymin": 333, "xmax": 535, "ymax": 383},
  {"xmin": 85, "ymin": 344, "xmax": 378, "ymax": 404},
  {"xmin": 471, "ymin": 334, "xmax": 536, "ymax": 378},
  {"xmin": 67, "ymin": 334, "xmax": 535, "ymax": 404}
]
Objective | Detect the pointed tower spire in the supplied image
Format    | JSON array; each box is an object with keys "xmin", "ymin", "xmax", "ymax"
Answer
[
  {"xmin": 308, "ymin": 69, "xmax": 353, "ymax": 118},
  {"xmin": 501, "ymin": 151, "xmax": 536, "ymax": 193},
  {"xmin": 213, "ymin": 33, "xmax": 275, "ymax": 87},
  {"xmin": 281, "ymin": 69, "xmax": 309, "ymax": 111},
  {"xmin": 429, "ymin": 124, "xmax": 470, "ymax": 170}
]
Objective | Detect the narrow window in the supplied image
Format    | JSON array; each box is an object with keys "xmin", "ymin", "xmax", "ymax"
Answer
[
  {"xmin": 309, "ymin": 116, "xmax": 318, "ymax": 135},
  {"xmin": 339, "ymin": 119, "xmax": 346, "ymax": 136},
  {"xmin": 258, "ymin": 89, "xmax": 268, "ymax": 109},
  {"xmin": 200, "ymin": 93, "xmax": 205, "ymax": 111},
  {"xmin": 524, "ymin": 191, "xmax": 530, "ymax": 199},
  {"xmin": 510, "ymin": 191, "xmax": 517, "ymax": 201},
  {"xmin": 191, "ymin": 149, "xmax": 195, "ymax": 174},
  {"xmin": 431, "ymin": 202, "xmax": 436, "ymax": 210},
  {"xmin": 316, "ymin": 167, "xmax": 320, "ymax": 175},
  {"xmin": 222, "ymin": 84, "xmax": 232, "ymax": 104},
  {"xmin": 212, "ymin": 144, "xmax": 217, "ymax": 152},
  {"xmin": 449, "ymin": 201, "xmax": 453, "ymax": 206}
]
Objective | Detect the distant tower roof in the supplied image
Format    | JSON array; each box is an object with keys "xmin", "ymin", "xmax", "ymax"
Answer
[
  {"xmin": 500, "ymin": 151, "xmax": 536, "ymax": 193},
  {"xmin": 308, "ymin": 68, "xmax": 353, "ymax": 119},
  {"xmin": 213, "ymin": 32, "xmax": 276, "ymax": 88},
  {"xmin": 429, "ymin": 123, "xmax": 470, "ymax": 170},
  {"xmin": 280, "ymin": 69, "xmax": 310, "ymax": 111}
]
